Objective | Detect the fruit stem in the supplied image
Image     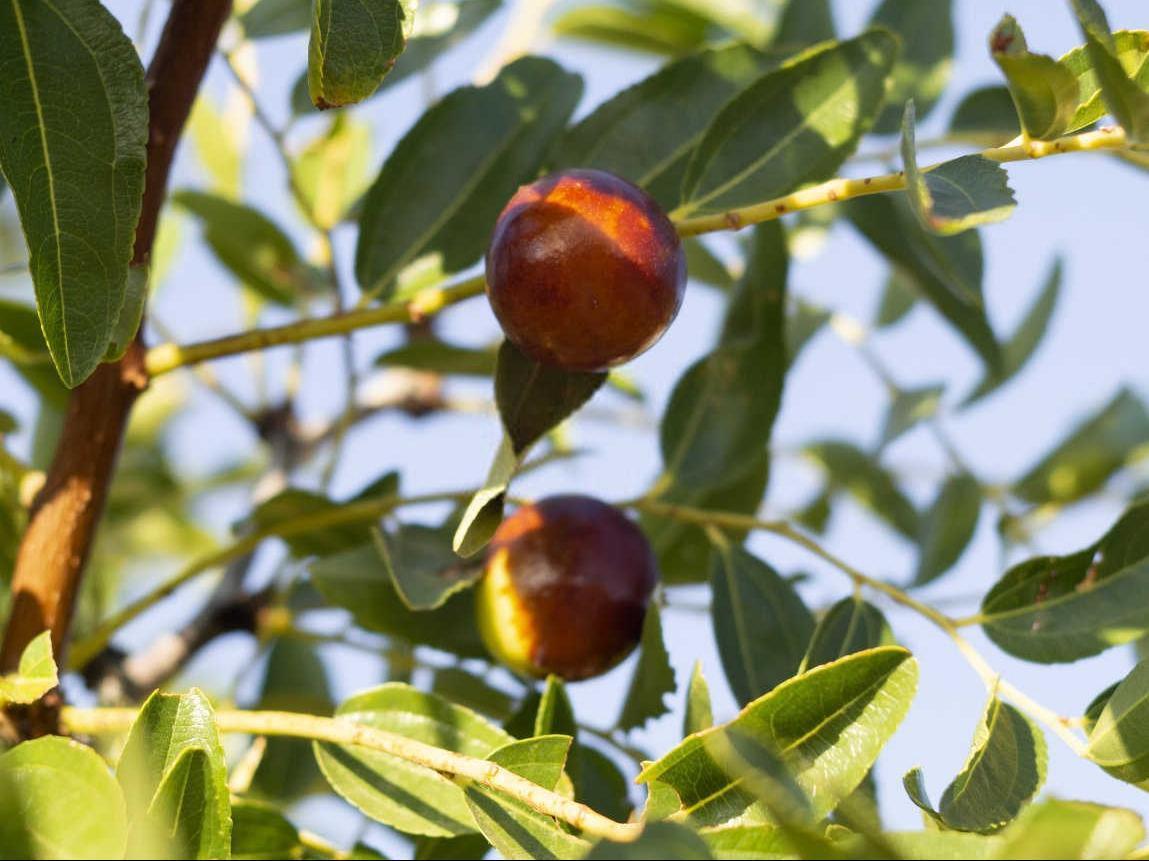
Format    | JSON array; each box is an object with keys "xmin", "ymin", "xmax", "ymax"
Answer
[
  {"xmin": 60, "ymin": 706, "xmax": 642, "ymax": 843},
  {"xmin": 671, "ymin": 126, "xmax": 1135, "ymax": 237},
  {"xmin": 144, "ymin": 274, "xmax": 487, "ymax": 377}
]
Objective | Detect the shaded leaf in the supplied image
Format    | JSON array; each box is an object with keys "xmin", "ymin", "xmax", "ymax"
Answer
[
  {"xmin": 309, "ymin": 0, "xmax": 415, "ymax": 108},
  {"xmin": 772, "ymin": 0, "xmax": 835, "ymax": 48},
  {"xmin": 874, "ymin": 270, "xmax": 919, "ymax": 329},
  {"xmin": 804, "ymin": 440, "xmax": 919, "ymax": 539},
  {"xmin": 638, "ymin": 647, "xmax": 918, "ymax": 825},
  {"xmin": 963, "ymin": 258, "xmax": 1061, "ymax": 407},
  {"xmin": 710, "ymin": 542, "xmax": 815, "ymax": 705},
  {"xmin": 949, "ymin": 86, "xmax": 1021, "ymax": 142},
  {"xmin": 0, "ymin": 0, "xmax": 147, "ymax": 386},
  {"xmin": 231, "ymin": 800, "xmax": 300, "ymax": 861},
  {"xmin": 684, "ymin": 661, "xmax": 714, "ymax": 736},
  {"xmin": 432, "ymin": 667, "xmax": 516, "ymax": 722},
  {"xmin": 315, "ymin": 683, "xmax": 514, "ymax": 837},
  {"xmin": 618, "ymin": 602, "xmax": 676, "ymax": 731},
  {"xmin": 452, "ymin": 436, "xmax": 517, "ymax": 558},
  {"xmin": 679, "ymin": 31, "xmax": 898, "ymax": 216},
  {"xmin": 902, "ymin": 102, "xmax": 1015, "ymax": 235},
  {"xmin": 379, "ymin": 523, "xmax": 480, "ymax": 610},
  {"xmin": 552, "ymin": 44, "xmax": 777, "ymax": 210},
  {"xmin": 0, "ymin": 737, "xmax": 128, "ymax": 860},
  {"xmin": 173, "ymin": 190, "xmax": 315, "ymax": 306},
  {"xmin": 1087, "ymin": 658, "xmax": 1149, "ymax": 785},
  {"xmin": 936, "ymin": 696, "xmax": 1046, "ymax": 832},
  {"xmin": 311, "ymin": 543, "xmax": 486, "ymax": 656},
  {"xmin": 249, "ymin": 487, "xmax": 374, "ymax": 557},
  {"xmin": 376, "ymin": 340, "xmax": 498, "ymax": 377},
  {"xmin": 869, "ymin": 0, "xmax": 954, "ymax": 133},
  {"xmin": 847, "ymin": 194, "xmax": 1000, "ymax": 371},
  {"xmin": 1012, "ymin": 387, "xmax": 1149, "ymax": 505},
  {"xmin": 879, "ymin": 384, "xmax": 943, "ymax": 449},
  {"xmin": 241, "ymin": 0, "xmax": 310, "ymax": 39},
  {"xmin": 980, "ymin": 497, "xmax": 1149, "ymax": 662},
  {"xmin": 551, "ymin": 4, "xmax": 709, "ymax": 56},
  {"xmin": 355, "ymin": 57, "xmax": 581, "ymax": 299},
  {"xmin": 801, "ymin": 597, "xmax": 893, "ymax": 672},
  {"xmin": 586, "ymin": 821, "xmax": 712, "ymax": 859},
  {"xmin": 914, "ymin": 473, "xmax": 982, "ymax": 586},
  {"xmin": 990, "ymin": 15, "xmax": 1080, "ymax": 141}
]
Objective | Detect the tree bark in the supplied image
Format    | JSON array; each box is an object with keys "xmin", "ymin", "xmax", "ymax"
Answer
[{"xmin": 1, "ymin": 0, "xmax": 234, "ymax": 675}]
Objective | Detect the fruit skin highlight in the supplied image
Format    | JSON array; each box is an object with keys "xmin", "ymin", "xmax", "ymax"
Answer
[
  {"xmin": 485, "ymin": 168, "xmax": 687, "ymax": 372},
  {"xmin": 476, "ymin": 494, "xmax": 659, "ymax": 681}
]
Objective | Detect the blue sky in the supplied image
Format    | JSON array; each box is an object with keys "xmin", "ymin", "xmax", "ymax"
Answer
[{"xmin": 1, "ymin": 0, "xmax": 1148, "ymax": 848}]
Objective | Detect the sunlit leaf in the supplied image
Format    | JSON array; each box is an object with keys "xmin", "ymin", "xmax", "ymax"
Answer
[
  {"xmin": 989, "ymin": 15, "xmax": 1080, "ymax": 141},
  {"xmin": 868, "ymin": 0, "xmax": 954, "ymax": 133}
]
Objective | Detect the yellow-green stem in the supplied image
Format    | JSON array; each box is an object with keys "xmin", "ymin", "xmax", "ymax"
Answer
[
  {"xmin": 672, "ymin": 126, "xmax": 1133, "ymax": 236},
  {"xmin": 60, "ymin": 706, "xmax": 640, "ymax": 843},
  {"xmin": 145, "ymin": 275, "xmax": 487, "ymax": 377}
]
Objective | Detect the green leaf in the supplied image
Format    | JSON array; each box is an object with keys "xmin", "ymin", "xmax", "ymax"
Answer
[
  {"xmin": 0, "ymin": 630, "xmax": 56, "ymax": 704},
  {"xmin": 683, "ymin": 238, "xmax": 736, "ymax": 291},
  {"xmin": 173, "ymin": 190, "xmax": 316, "ymax": 306},
  {"xmin": 902, "ymin": 102, "xmax": 1016, "ymax": 236},
  {"xmin": 117, "ymin": 689, "xmax": 231, "ymax": 859},
  {"xmin": 914, "ymin": 473, "xmax": 982, "ymax": 586},
  {"xmin": 902, "ymin": 766, "xmax": 946, "ymax": 828},
  {"xmin": 804, "ymin": 440, "xmax": 919, "ymax": 539},
  {"xmin": 378, "ymin": 0, "xmax": 501, "ymax": 92},
  {"xmin": 845, "ymin": 828, "xmax": 1003, "ymax": 859},
  {"xmin": 963, "ymin": 258, "xmax": 1061, "ymax": 407},
  {"xmin": 462, "ymin": 736, "xmax": 587, "ymax": 860},
  {"xmin": 879, "ymin": 383, "xmax": 944, "ymax": 449},
  {"xmin": 642, "ymin": 451, "xmax": 769, "ymax": 585},
  {"xmin": 846, "ymin": 194, "xmax": 1001, "ymax": 371},
  {"xmin": 0, "ymin": 297, "xmax": 66, "ymax": 407},
  {"xmin": 700, "ymin": 824, "xmax": 795, "ymax": 859},
  {"xmin": 432, "ymin": 667, "xmax": 516, "ymax": 722},
  {"xmin": 800, "ymin": 597, "xmax": 894, "ymax": 672},
  {"xmin": 1087, "ymin": 658, "xmax": 1149, "ymax": 785},
  {"xmin": 231, "ymin": 800, "xmax": 300, "ymax": 861},
  {"xmin": 0, "ymin": 0, "xmax": 147, "ymax": 386},
  {"xmin": 355, "ymin": 57, "xmax": 581, "ymax": 299},
  {"xmin": 1083, "ymin": 681, "xmax": 1118, "ymax": 734},
  {"xmin": 413, "ymin": 833, "xmax": 491, "ymax": 860},
  {"xmin": 551, "ymin": 44, "xmax": 777, "ymax": 210},
  {"xmin": 933, "ymin": 696, "xmax": 1046, "ymax": 832},
  {"xmin": 376, "ymin": 339, "xmax": 498, "ymax": 377},
  {"xmin": 1012, "ymin": 387, "xmax": 1149, "ymax": 505},
  {"xmin": 638, "ymin": 647, "xmax": 918, "ymax": 825},
  {"xmin": 660, "ymin": 223, "xmax": 788, "ymax": 493},
  {"xmin": 495, "ymin": 339, "xmax": 606, "ymax": 457},
  {"xmin": 452, "ymin": 435, "xmax": 517, "ymax": 557},
  {"xmin": 241, "ymin": 0, "xmax": 311, "ymax": 39},
  {"xmin": 684, "ymin": 661, "xmax": 714, "ymax": 736},
  {"xmin": 948, "ymin": 86, "xmax": 1021, "ymax": 142},
  {"xmin": 311, "ymin": 543, "xmax": 486, "ymax": 656},
  {"xmin": 249, "ymin": 487, "xmax": 375, "ymax": 557},
  {"xmin": 1061, "ymin": 30, "xmax": 1149, "ymax": 133},
  {"xmin": 995, "ymin": 799, "xmax": 1145, "ymax": 859},
  {"xmin": 980, "ymin": 497, "xmax": 1149, "ymax": 662},
  {"xmin": 551, "ymin": 4, "xmax": 709, "ymax": 56},
  {"xmin": 105, "ymin": 266, "xmax": 148, "ymax": 361},
  {"xmin": 710, "ymin": 542, "xmax": 815, "ymax": 705},
  {"xmin": 679, "ymin": 32, "xmax": 897, "ymax": 216},
  {"xmin": 292, "ymin": 114, "xmax": 372, "ymax": 229},
  {"xmin": 308, "ymin": 0, "xmax": 415, "ymax": 109},
  {"xmin": 189, "ymin": 95, "xmax": 243, "ymax": 199},
  {"xmin": 618, "ymin": 602, "xmax": 676, "ymax": 731},
  {"xmin": 772, "ymin": 0, "xmax": 835, "ymax": 48},
  {"xmin": 379, "ymin": 522, "xmax": 480, "ymax": 610},
  {"xmin": 534, "ymin": 675, "xmax": 577, "ymax": 738},
  {"xmin": 989, "ymin": 15, "xmax": 1080, "ymax": 141},
  {"xmin": 315, "ymin": 683, "xmax": 515, "ymax": 837},
  {"xmin": 0, "ymin": 736, "xmax": 128, "ymax": 860},
  {"xmin": 1069, "ymin": 0, "xmax": 1149, "ymax": 142},
  {"xmin": 250, "ymin": 638, "xmax": 333, "ymax": 802},
  {"xmin": 587, "ymin": 822, "xmax": 713, "ymax": 859},
  {"xmin": 868, "ymin": 0, "xmax": 954, "ymax": 133}
]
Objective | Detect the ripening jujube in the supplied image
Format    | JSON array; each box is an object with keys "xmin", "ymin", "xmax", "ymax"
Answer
[
  {"xmin": 485, "ymin": 168, "xmax": 687, "ymax": 372},
  {"xmin": 475, "ymin": 494, "xmax": 659, "ymax": 681}
]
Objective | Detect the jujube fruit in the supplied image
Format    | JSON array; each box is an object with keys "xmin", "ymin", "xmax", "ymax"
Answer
[
  {"xmin": 476, "ymin": 494, "xmax": 659, "ymax": 681},
  {"xmin": 485, "ymin": 168, "xmax": 686, "ymax": 371}
]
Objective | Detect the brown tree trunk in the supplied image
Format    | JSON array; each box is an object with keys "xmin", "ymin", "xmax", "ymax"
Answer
[{"xmin": 1, "ymin": 0, "xmax": 234, "ymax": 679}]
